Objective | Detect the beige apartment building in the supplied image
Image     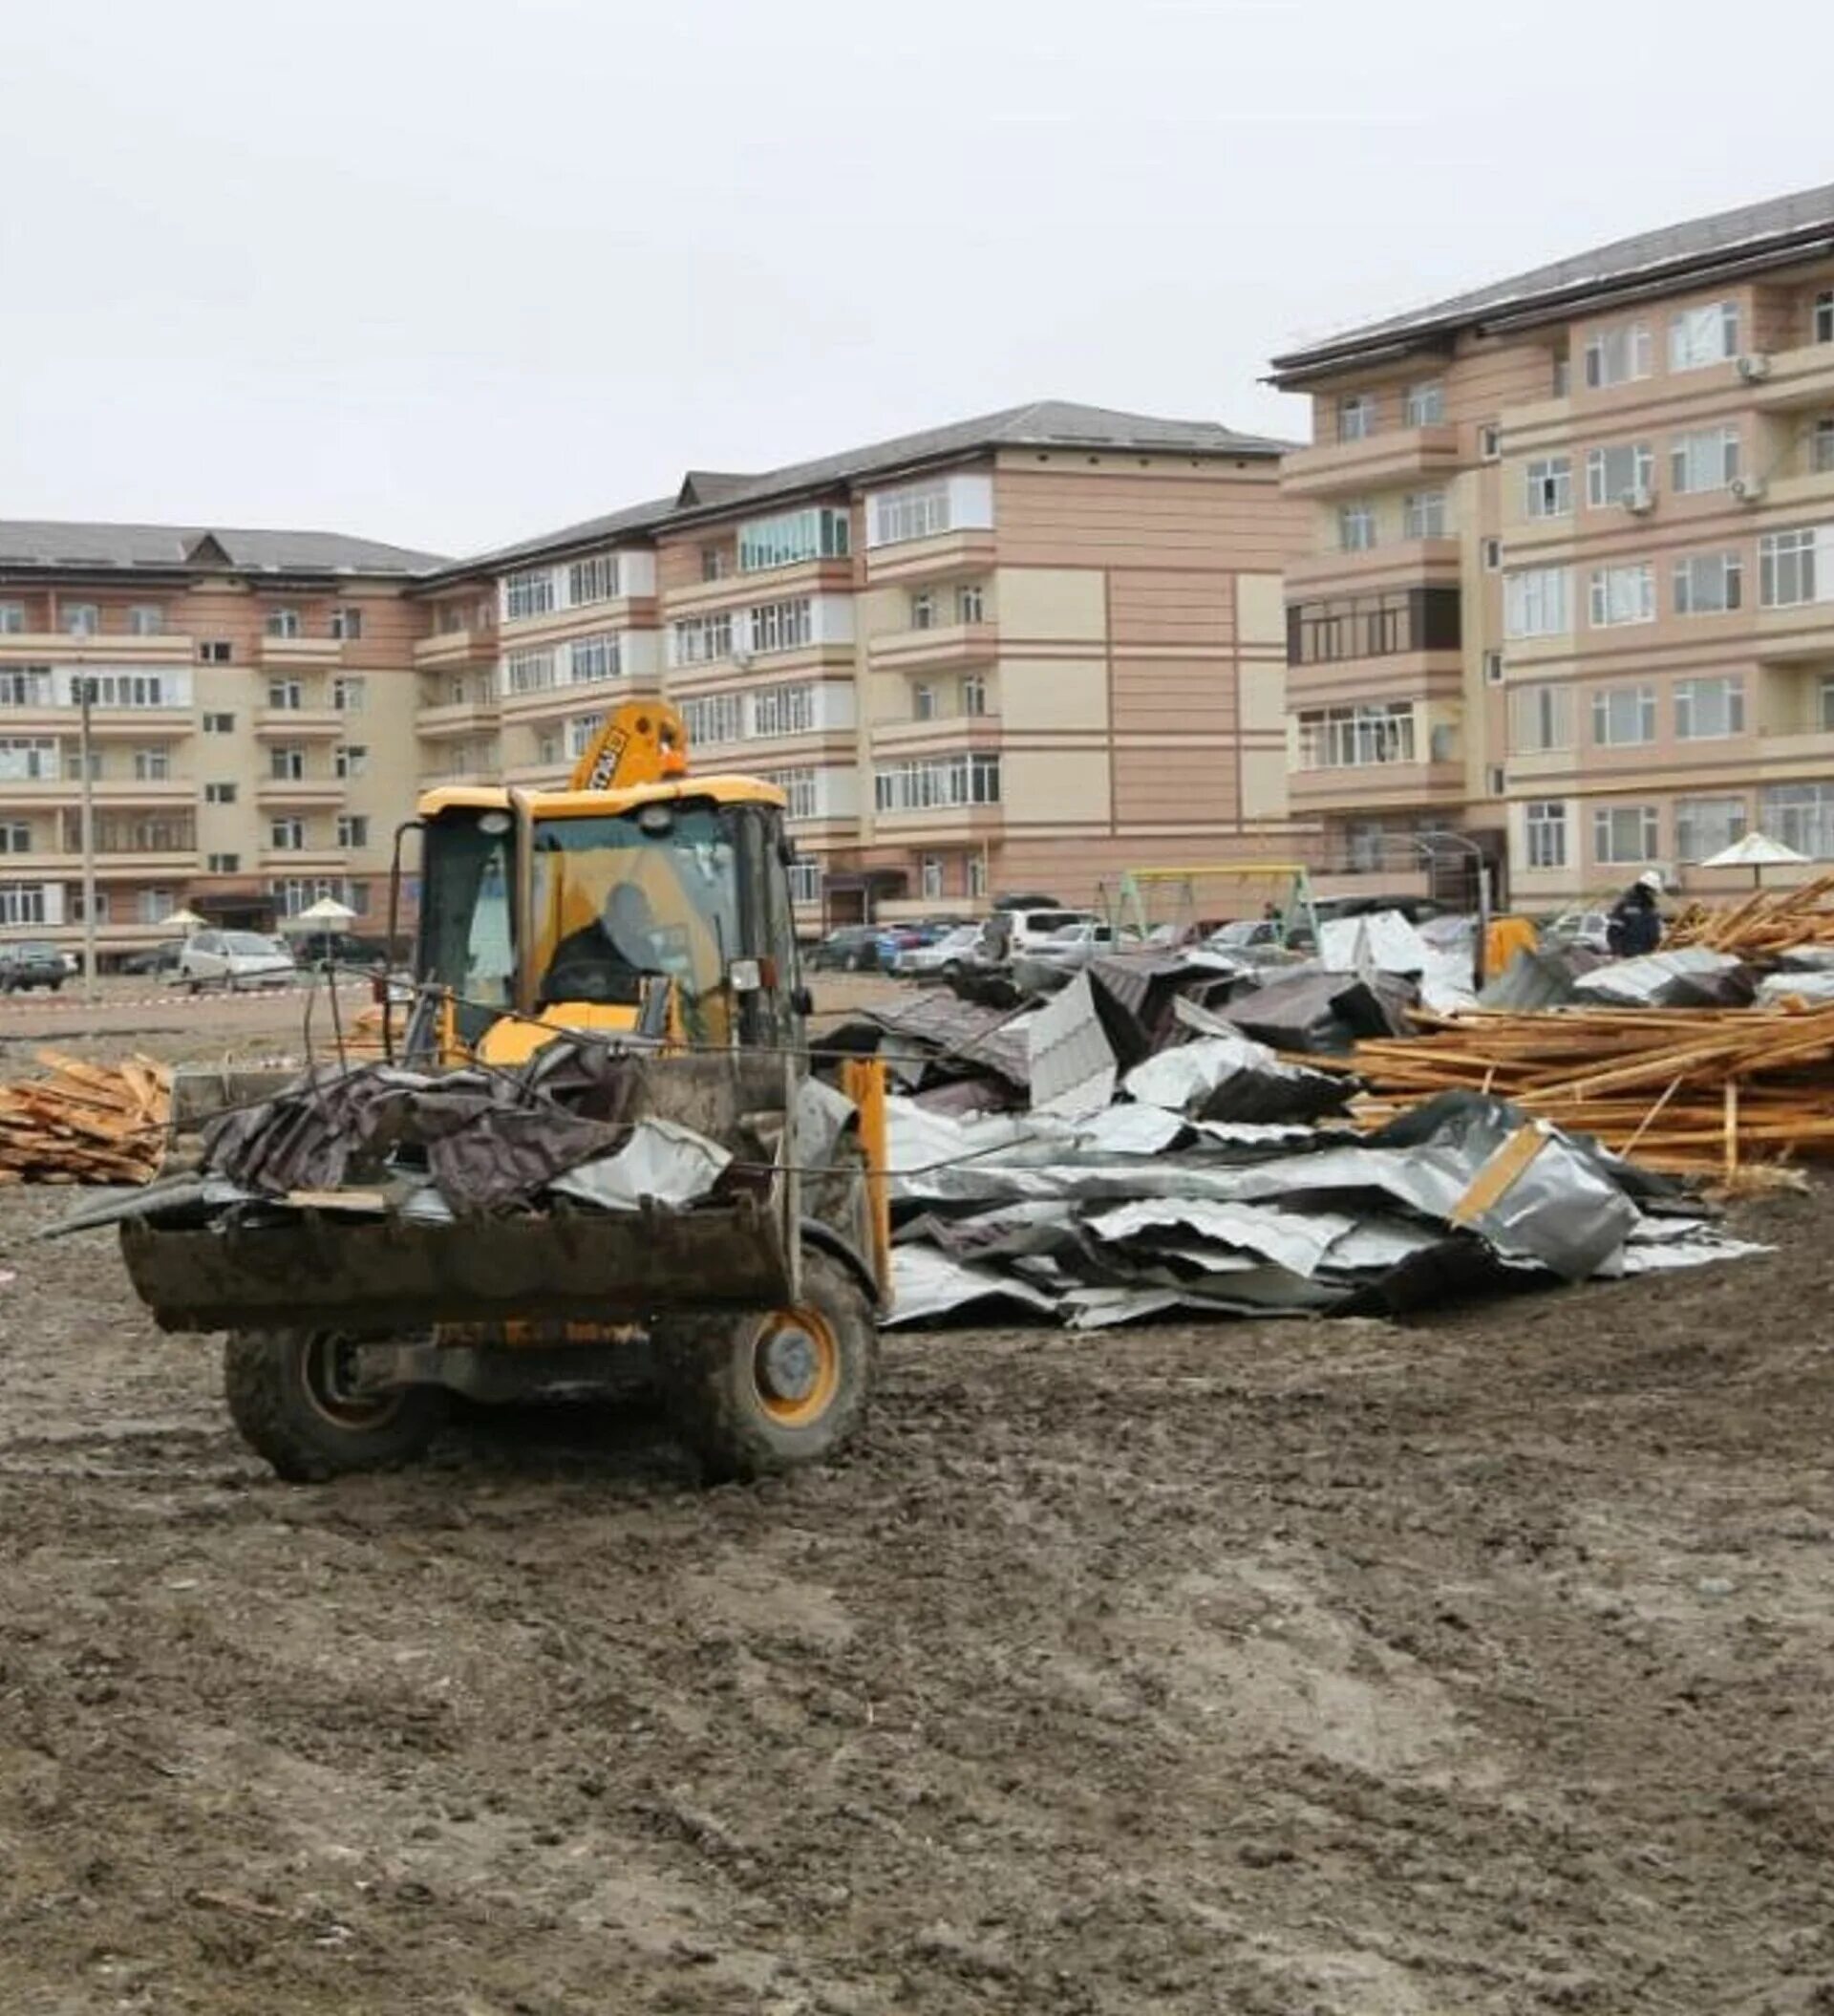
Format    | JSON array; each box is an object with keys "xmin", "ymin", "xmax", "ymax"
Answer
[
  {"xmin": 0, "ymin": 525, "xmax": 441, "ymax": 957},
  {"xmin": 403, "ymin": 401, "xmax": 1306, "ymax": 925},
  {"xmin": 0, "ymin": 403, "xmax": 1305, "ymax": 957},
  {"xmin": 1269, "ymin": 181, "xmax": 1834, "ymax": 908}
]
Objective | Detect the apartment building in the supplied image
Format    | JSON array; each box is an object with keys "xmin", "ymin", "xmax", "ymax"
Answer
[
  {"xmin": 407, "ymin": 401, "xmax": 1307, "ymax": 922},
  {"xmin": 1269, "ymin": 180, "xmax": 1834, "ymax": 906},
  {"xmin": 0, "ymin": 523, "xmax": 442, "ymax": 957}
]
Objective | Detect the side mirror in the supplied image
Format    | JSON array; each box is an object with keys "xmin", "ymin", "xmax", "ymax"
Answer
[{"xmin": 789, "ymin": 985, "xmax": 815, "ymax": 1019}]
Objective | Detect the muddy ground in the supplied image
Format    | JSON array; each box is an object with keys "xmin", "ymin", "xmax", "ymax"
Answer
[{"xmin": 3, "ymin": 996, "xmax": 1833, "ymax": 2013}]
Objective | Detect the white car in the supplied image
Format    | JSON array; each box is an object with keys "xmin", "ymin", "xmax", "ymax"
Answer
[
  {"xmin": 892, "ymin": 924, "xmax": 985, "ymax": 980},
  {"xmin": 179, "ymin": 930, "xmax": 296, "ymax": 992}
]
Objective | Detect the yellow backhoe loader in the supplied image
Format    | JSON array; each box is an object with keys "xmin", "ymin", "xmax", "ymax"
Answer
[{"xmin": 118, "ymin": 702, "xmax": 890, "ymax": 1484}]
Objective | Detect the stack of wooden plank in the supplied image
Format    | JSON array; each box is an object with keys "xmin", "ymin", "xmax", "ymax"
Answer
[
  {"xmin": 1309, "ymin": 1004, "xmax": 1834, "ymax": 1176},
  {"xmin": 1666, "ymin": 873, "xmax": 1834, "ymax": 955},
  {"xmin": 0, "ymin": 1051, "xmax": 173, "ymax": 1186}
]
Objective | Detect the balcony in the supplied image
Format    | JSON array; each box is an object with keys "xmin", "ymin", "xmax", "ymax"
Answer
[
  {"xmin": 1287, "ymin": 648, "xmax": 1463, "ymax": 708},
  {"xmin": 862, "ymin": 529, "xmax": 997, "ymax": 587},
  {"xmin": 0, "ymin": 631, "xmax": 196, "ymax": 666},
  {"xmin": 0, "ymin": 704, "xmax": 193, "ymax": 739},
  {"xmin": 253, "ymin": 705, "xmax": 346, "ymax": 740},
  {"xmin": 258, "ymin": 633, "xmax": 345, "ymax": 669},
  {"xmin": 412, "ymin": 628, "xmax": 490, "ymax": 669},
  {"xmin": 1285, "ymin": 537, "xmax": 1462, "ymax": 596},
  {"xmin": 869, "ymin": 714, "xmax": 1002, "ymax": 757},
  {"xmin": 865, "ymin": 623, "xmax": 998, "ymax": 676},
  {"xmin": 258, "ymin": 847, "xmax": 347, "ymax": 871},
  {"xmin": 1288, "ymin": 757, "xmax": 1466, "ymax": 815},
  {"xmin": 870, "ymin": 800, "xmax": 1004, "ymax": 843},
  {"xmin": 255, "ymin": 776, "xmax": 347, "ymax": 808},
  {"xmin": 1282, "ymin": 424, "xmax": 1464, "ymax": 501},
  {"xmin": 1750, "ymin": 341, "xmax": 1834, "ymax": 414},
  {"xmin": 1756, "ymin": 604, "xmax": 1834, "ymax": 657},
  {"xmin": 0, "ymin": 775, "xmax": 195, "ymax": 808},
  {"xmin": 29, "ymin": 848, "xmax": 203, "ymax": 880},
  {"xmin": 417, "ymin": 695, "xmax": 502, "ymax": 738}
]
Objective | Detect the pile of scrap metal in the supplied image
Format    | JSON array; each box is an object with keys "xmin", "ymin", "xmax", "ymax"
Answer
[{"xmin": 824, "ymin": 956, "xmax": 1760, "ymax": 1331}]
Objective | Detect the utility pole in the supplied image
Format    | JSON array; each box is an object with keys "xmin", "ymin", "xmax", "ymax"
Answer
[{"xmin": 76, "ymin": 676, "xmax": 98, "ymax": 1003}]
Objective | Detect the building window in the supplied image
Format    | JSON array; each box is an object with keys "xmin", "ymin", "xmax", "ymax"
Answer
[
  {"xmin": 1763, "ymin": 782, "xmax": 1834, "ymax": 858},
  {"xmin": 1759, "ymin": 528, "xmax": 1819, "ymax": 608},
  {"xmin": 913, "ymin": 682, "xmax": 936, "ymax": 721},
  {"xmin": 1585, "ymin": 441, "xmax": 1654, "ymax": 508},
  {"xmin": 1674, "ymin": 552, "xmax": 1743, "ymax": 615},
  {"xmin": 1674, "ymin": 676, "xmax": 1745, "ymax": 741},
  {"xmin": 1817, "ymin": 290, "xmax": 1834, "ymax": 345},
  {"xmin": 136, "ymin": 889, "xmax": 176, "ymax": 926},
  {"xmin": 269, "ymin": 818, "xmax": 306, "ymax": 851},
  {"xmin": 960, "ymin": 673, "xmax": 988, "ymax": 716},
  {"xmin": 336, "ymin": 814, "xmax": 370, "ymax": 848},
  {"xmin": 1593, "ymin": 804, "xmax": 1660, "ymax": 866},
  {"xmin": 203, "ymin": 712, "xmax": 235, "ymax": 734},
  {"xmin": 680, "ymin": 693, "xmax": 744, "ymax": 746},
  {"xmin": 1552, "ymin": 354, "xmax": 1572, "ymax": 397},
  {"xmin": 1402, "ymin": 489, "xmax": 1447, "ymax": 539},
  {"xmin": 873, "ymin": 753, "xmax": 1000, "ymax": 812},
  {"xmin": 1295, "ymin": 701, "xmax": 1417, "ymax": 769},
  {"xmin": 0, "ymin": 669, "xmax": 51, "ymax": 707},
  {"xmin": 787, "ymin": 859, "xmax": 821, "ymax": 904},
  {"xmin": 748, "ymin": 597, "xmax": 813, "ymax": 654},
  {"xmin": 0, "ymin": 821, "xmax": 31, "ymax": 854},
  {"xmin": 1589, "ymin": 564, "xmax": 1655, "ymax": 628},
  {"xmin": 535, "ymin": 729, "xmax": 562, "ymax": 766},
  {"xmin": 1288, "ymin": 586, "xmax": 1461, "ymax": 665},
  {"xmin": 672, "ymin": 612, "xmax": 733, "ymax": 667},
  {"xmin": 199, "ymin": 640, "xmax": 231, "ymax": 664},
  {"xmin": 871, "ymin": 481, "xmax": 950, "ymax": 546},
  {"xmin": 270, "ymin": 746, "xmax": 307, "ymax": 782},
  {"xmin": 1337, "ymin": 501, "xmax": 1376, "ymax": 552},
  {"xmin": 567, "ymin": 553, "xmax": 618, "ymax": 605},
  {"xmin": 62, "ymin": 603, "xmax": 98, "ymax": 636},
  {"xmin": 909, "ymin": 590, "xmax": 936, "ymax": 632},
  {"xmin": 1480, "ymin": 424, "xmax": 1502, "ymax": 461},
  {"xmin": 700, "ymin": 546, "xmax": 731, "ymax": 583},
  {"xmin": 1675, "ymin": 797, "xmax": 1747, "ymax": 863},
  {"xmin": 265, "ymin": 608, "xmax": 301, "ymax": 639},
  {"xmin": 128, "ymin": 605, "xmax": 164, "ymax": 637},
  {"xmin": 1590, "ymin": 685, "xmax": 1657, "ymax": 746},
  {"xmin": 1484, "ymin": 650, "xmax": 1504, "ymax": 685},
  {"xmin": 267, "ymin": 679, "xmax": 303, "ymax": 712},
  {"xmin": 504, "ymin": 569, "xmax": 556, "ymax": 621},
  {"xmin": 504, "ymin": 648, "xmax": 557, "ymax": 695},
  {"xmin": 1813, "ymin": 418, "xmax": 1834, "ymax": 475},
  {"xmin": 1482, "ymin": 537, "xmax": 1502, "ymax": 570},
  {"xmin": 736, "ymin": 508, "xmax": 849, "ymax": 573},
  {"xmin": 968, "ymin": 853, "xmax": 988, "ymax": 899},
  {"xmin": 1503, "ymin": 567, "xmax": 1571, "ymax": 639},
  {"xmin": 206, "ymin": 853, "xmax": 241, "ymax": 873},
  {"xmin": 204, "ymin": 782, "xmax": 238, "ymax": 804},
  {"xmin": 0, "ymin": 882, "xmax": 49, "ymax": 925},
  {"xmin": 1670, "ymin": 301, "xmax": 1739, "ymax": 372},
  {"xmin": 1528, "ymin": 802, "xmax": 1571, "ymax": 870},
  {"xmin": 569, "ymin": 634, "xmax": 621, "ymax": 685},
  {"xmin": 1584, "ymin": 322, "xmax": 1653, "ymax": 389},
  {"xmin": 0, "ymin": 603, "xmax": 24, "ymax": 634},
  {"xmin": 770, "ymin": 767, "xmax": 818, "ymax": 821},
  {"xmin": 132, "ymin": 747, "xmax": 171, "ymax": 782},
  {"xmin": 333, "ymin": 676, "xmax": 367, "ymax": 713},
  {"xmin": 1510, "ymin": 684, "xmax": 1572, "ymax": 754},
  {"xmin": 751, "ymin": 681, "xmax": 814, "ymax": 739},
  {"xmin": 1402, "ymin": 381, "xmax": 1444, "ymax": 428},
  {"xmin": 1671, "ymin": 425, "xmax": 1740, "ymax": 494},
  {"xmin": 329, "ymin": 607, "xmax": 363, "ymax": 641},
  {"xmin": 921, "ymin": 854, "xmax": 945, "ymax": 901},
  {"xmin": 81, "ymin": 672, "xmax": 174, "ymax": 710},
  {"xmin": 1336, "ymin": 394, "xmax": 1376, "ymax": 442},
  {"xmin": 335, "ymin": 744, "xmax": 368, "ymax": 779},
  {"xmin": 1525, "ymin": 457, "xmax": 1571, "ymax": 519},
  {"xmin": 957, "ymin": 583, "xmax": 985, "ymax": 624}
]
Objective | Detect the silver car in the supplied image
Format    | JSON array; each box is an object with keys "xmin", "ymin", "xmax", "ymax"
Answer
[{"xmin": 178, "ymin": 930, "xmax": 296, "ymax": 992}]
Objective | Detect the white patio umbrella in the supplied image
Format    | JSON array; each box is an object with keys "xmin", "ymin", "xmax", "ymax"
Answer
[
  {"xmin": 161, "ymin": 906, "xmax": 207, "ymax": 934},
  {"xmin": 1699, "ymin": 831, "xmax": 1809, "ymax": 887},
  {"xmin": 282, "ymin": 895, "xmax": 359, "ymax": 932}
]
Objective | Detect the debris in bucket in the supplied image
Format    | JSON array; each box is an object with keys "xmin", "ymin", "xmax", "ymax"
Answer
[{"xmin": 0, "ymin": 1052, "xmax": 171, "ymax": 1186}]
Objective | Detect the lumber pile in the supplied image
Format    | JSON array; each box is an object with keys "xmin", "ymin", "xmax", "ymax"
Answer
[
  {"xmin": 1667, "ymin": 873, "xmax": 1834, "ymax": 956},
  {"xmin": 0, "ymin": 1051, "xmax": 172, "ymax": 1185},
  {"xmin": 1312, "ymin": 1004, "xmax": 1834, "ymax": 1177}
]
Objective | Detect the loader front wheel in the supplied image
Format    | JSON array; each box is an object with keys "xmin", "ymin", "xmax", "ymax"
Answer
[
  {"xmin": 659, "ymin": 1252, "xmax": 876, "ymax": 1482},
  {"xmin": 224, "ymin": 1329, "xmax": 447, "ymax": 1482}
]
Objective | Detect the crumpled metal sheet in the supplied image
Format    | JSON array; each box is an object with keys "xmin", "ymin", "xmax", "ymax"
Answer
[
  {"xmin": 1072, "ymin": 1103, "xmax": 1186, "ymax": 1155},
  {"xmin": 1571, "ymin": 948, "xmax": 1754, "ymax": 1009},
  {"xmin": 1028, "ymin": 972, "xmax": 1119, "ymax": 1121},
  {"xmin": 1084, "ymin": 1196, "xmax": 1355, "ymax": 1277},
  {"xmin": 1479, "ymin": 946, "xmax": 1592, "ymax": 1012},
  {"xmin": 1224, "ymin": 967, "xmax": 1417, "ymax": 1054},
  {"xmin": 885, "ymin": 1245, "xmax": 1061, "ymax": 1324},
  {"xmin": 548, "ymin": 1118, "xmax": 732, "ymax": 1212},
  {"xmin": 1757, "ymin": 969, "xmax": 1834, "ymax": 1007},
  {"xmin": 1318, "ymin": 910, "xmax": 1431, "ymax": 976},
  {"xmin": 863, "ymin": 994, "xmax": 1034, "ymax": 1090},
  {"xmin": 1121, "ymin": 1033, "xmax": 1351, "ymax": 1125}
]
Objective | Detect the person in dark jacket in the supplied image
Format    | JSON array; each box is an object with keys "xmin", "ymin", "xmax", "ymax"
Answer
[{"xmin": 1606, "ymin": 869, "xmax": 1664, "ymax": 957}]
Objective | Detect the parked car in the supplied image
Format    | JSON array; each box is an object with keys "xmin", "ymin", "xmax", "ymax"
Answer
[
  {"xmin": 1542, "ymin": 906, "xmax": 1613, "ymax": 956},
  {"xmin": 1003, "ymin": 908, "xmax": 1101, "ymax": 955},
  {"xmin": 1206, "ymin": 917, "xmax": 1284, "ymax": 954},
  {"xmin": 292, "ymin": 930, "xmax": 394, "ymax": 969},
  {"xmin": 806, "ymin": 925, "xmax": 885, "ymax": 973},
  {"xmin": 0, "ymin": 941, "xmax": 67, "ymax": 993},
  {"xmin": 119, "ymin": 943, "xmax": 186, "ymax": 977},
  {"xmin": 178, "ymin": 930, "xmax": 296, "ymax": 992},
  {"xmin": 892, "ymin": 923, "xmax": 985, "ymax": 980}
]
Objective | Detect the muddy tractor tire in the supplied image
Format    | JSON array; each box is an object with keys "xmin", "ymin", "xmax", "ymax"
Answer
[
  {"xmin": 658, "ymin": 1251, "xmax": 877, "ymax": 1483},
  {"xmin": 224, "ymin": 1330, "xmax": 447, "ymax": 1482}
]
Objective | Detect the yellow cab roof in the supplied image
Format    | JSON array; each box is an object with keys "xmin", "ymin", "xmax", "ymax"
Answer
[{"xmin": 417, "ymin": 772, "xmax": 788, "ymax": 820}]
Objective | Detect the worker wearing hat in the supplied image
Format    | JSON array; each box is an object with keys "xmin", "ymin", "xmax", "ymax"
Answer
[{"xmin": 1606, "ymin": 869, "xmax": 1664, "ymax": 958}]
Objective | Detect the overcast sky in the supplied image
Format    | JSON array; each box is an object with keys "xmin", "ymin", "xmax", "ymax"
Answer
[{"xmin": 3, "ymin": 0, "xmax": 1830, "ymax": 561}]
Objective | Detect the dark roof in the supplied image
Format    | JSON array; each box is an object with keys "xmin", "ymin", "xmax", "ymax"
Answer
[
  {"xmin": 0, "ymin": 519, "xmax": 447, "ymax": 576},
  {"xmin": 1269, "ymin": 180, "xmax": 1834, "ymax": 381},
  {"xmin": 428, "ymin": 400, "xmax": 1290, "ymax": 582}
]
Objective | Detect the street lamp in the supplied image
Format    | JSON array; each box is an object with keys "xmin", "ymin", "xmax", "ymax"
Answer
[{"xmin": 75, "ymin": 676, "xmax": 98, "ymax": 1003}]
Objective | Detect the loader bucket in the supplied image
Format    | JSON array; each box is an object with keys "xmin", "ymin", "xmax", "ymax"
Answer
[{"xmin": 119, "ymin": 1192, "xmax": 792, "ymax": 1336}]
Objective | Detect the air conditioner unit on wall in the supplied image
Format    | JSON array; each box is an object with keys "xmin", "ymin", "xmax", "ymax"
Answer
[
  {"xmin": 1730, "ymin": 477, "xmax": 1766, "ymax": 504},
  {"xmin": 1621, "ymin": 485, "xmax": 1655, "ymax": 515},
  {"xmin": 1737, "ymin": 353, "xmax": 1773, "ymax": 382}
]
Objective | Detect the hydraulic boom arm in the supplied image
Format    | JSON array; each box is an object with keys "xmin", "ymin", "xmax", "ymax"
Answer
[{"xmin": 566, "ymin": 700, "xmax": 691, "ymax": 793}]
